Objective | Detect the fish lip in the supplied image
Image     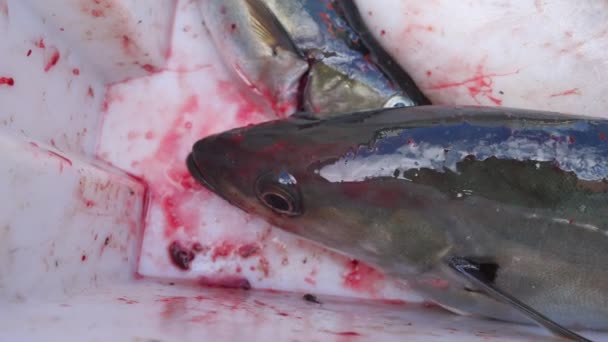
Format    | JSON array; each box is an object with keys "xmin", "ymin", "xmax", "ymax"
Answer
[{"xmin": 186, "ymin": 153, "xmax": 217, "ymax": 193}]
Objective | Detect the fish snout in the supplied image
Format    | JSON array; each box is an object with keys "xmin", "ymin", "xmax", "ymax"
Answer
[{"xmin": 187, "ymin": 135, "xmax": 238, "ymax": 193}]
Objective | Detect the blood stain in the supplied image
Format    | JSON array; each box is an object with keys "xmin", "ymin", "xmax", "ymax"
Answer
[
  {"xmin": 211, "ymin": 241, "xmax": 235, "ymax": 261},
  {"xmin": 342, "ymin": 259, "xmax": 384, "ymax": 295},
  {"xmin": 168, "ymin": 240, "xmax": 195, "ymax": 271},
  {"xmin": 44, "ymin": 48, "xmax": 61, "ymax": 72},
  {"xmin": 428, "ymin": 64, "xmax": 517, "ymax": 105},
  {"xmin": 47, "ymin": 150, "xmax": 72, "ymax": 166},
  {"xmin": 0, "ymin": 77, "xmax": 14, "ymax": 86},
  {"xmin": 72, "ymin": 68, "xmax": 80, "ymax": 75},
  {"xmin": 237, "ymin": 243, "xmax": 260, "ymax": 258},
  {"xmin": 91, "ymin": 9, "xmax": 104, "ymax": 17},
  {"xmin": 198, "ymin": 276, "xmax": 251, "ymax": 290},
  {"xmin": 81, "ymin": 254, "xmax": 87, "ymax": 261},
  {"xmin": 550, "ymin": 88, "xmax": 580, "ymax": 97},
  {"xmin": 35, "ymin": 38, "xmax": 45, "ymax": 48},
  {"xmin": 141, "ymin": 64, "xmax": 159, "ymax": 73},
  {"xmin": 26, "ymin": 49, "xmax": 32, "ymax": 57},
  {"xmin": 599, "ymin": 132, "xmax": 607, "ymax": 141}
]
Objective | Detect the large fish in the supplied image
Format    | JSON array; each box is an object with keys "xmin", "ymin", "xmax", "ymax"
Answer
[
  {"xmin": 187, "ymin": 105, "xmax": 608, "ymax": 340},
  {"xmin": 199, "ymin": 0, "xmax": 430, "ymax": 116}
]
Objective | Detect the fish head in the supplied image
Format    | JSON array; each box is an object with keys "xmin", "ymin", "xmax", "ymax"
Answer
[
  {"xmin": 303, "ymin": 62, "xmax": 416, "ymax": 116},
  {"xmin": 187, "ymin": 110, "xmax": 432, "ymax": 266},
  {"xmin": 188, "ymin": 115, "xmax": 351, "ymax": 242}
]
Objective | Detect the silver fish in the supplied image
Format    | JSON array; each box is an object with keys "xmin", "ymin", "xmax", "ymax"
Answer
[
  {"xmin": 188, "ymin": 105, "xmax": 608, "ymax": 341},
  {"xmin": 199, "ymin": 0, "xmax": 430, "ymax": 116}
]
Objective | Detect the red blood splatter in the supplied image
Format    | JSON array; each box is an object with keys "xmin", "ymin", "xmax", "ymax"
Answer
[
  {"xmin": 319, "ymin": 12, "xmax": 336, "ymax": 37},
  {"xmin": 81, "ymin": 254, "xmax": 87, "ymax": 261},
  {"xmin": 35, "ymin": 38, "xmax": 45, "ymax": 48},
  {"xmin": 258, "ymin": 257, "xmax": 270, "ymax": 277},
  {"xmin": 0, "ymin": 77, "xmax": 14, "ymax": 86},
  {"xmin": 141, "ymin": 64, "xmax": 159, "ymax": 73},
  {"xmin": 159, "ymin": 296, "xmax": 188, "ymax": 320},
  {"xmin": 44, "ymin": 49, "xmax": 60, "ymax": 72},
  {"xmin": 87, "ymin": 86, "xmax": 95, "ymax": 97},
  {"xmin": 342, "ymin": 259, "xmax": 385, "ymax": 295},
  {"xmin": 117, "ymin": 297, "xmax": 138, "ymax": 304},
  {"xmin": 426, "ymin": 70, "xmax": 432, "ymax": 77},
  {"xmin": 237, "ymin": 243, "xmax": 260, "ymax": 258},
  {"xmin": 85, "ymin": 200, "xmax": 95, "ymax": 208},
  {"xmin": 550, "ymin": 88, "xmax": 580, "ymax": 97},
  {"xmin": 380, "ymin": 29, "xmax": 386, "ymax": 36},
  {"xmin": 211, "ymin": 241, "xmax": 235, "ymax": 261},
  {"xmin": 325, "ymin": 331, "xmax": 361, "ymax": 337},
  {"xmin": 381, "ymin": 299, "xmax": 407, "ymax": 305},
  {"xmin": 305, "ymin": 277, "xmax": 316, "ymax": 285},
  {"xmin": 167, "ymin": 168, "xmax": 200, "ymax": 191},
  {"xmin": 72, "ymin": 68, "xmax": 80, "ymax": 75},
  {"xmin": 428, "ymin": 64, "xmax": 516, "ymax": 105},
  {"xmin": 198, "ymin": 276, "xmax": 251, "ymax": 290},
  {"xmin": 236, "ymin": 265, "xmax": 242, "ymax": 273},
  {"xmin": 599, "ymin": 132, "xmax": 607, "ymax": 141},
  {"xmin": 161, "ymin": 196, "xmax": 183, "ymax": 234},
  {"xmin": 91, "ymin": 9, "xmax": 104, "ymax": 17},
  {"xmin": 121, "ymin": 35, "xmax": 134, "ymax": 55},
  {"xmin": 569, "ymin": 136, "xmax": 576, "ymax": 144},
  {"xmin": 192, "ymin": 242, "xmax": 205, "ymax": 253},
  {"xmin": 47, "ymin": 150, "xmax": 73, "ymax": 167},
  {"xmin": 278, "ymin": 312, "xmax": 289, "ymax": 317},
  {"xmin": 145, "ymin": 131, "xmax": 155, "ymax": 140},
  {"xmin": 184, "ymin": 121, "xmax": 192, "ymax": 129},
  {"xmin": 230, "ymin": 23, "xmax": 237, "ymax": 32},
  {"xmin": 168, "ymin": 240, "xmax": 195, "ymax": 271},
  {"xmin": 60, "ymin": 27, "xmax": 64, "ymax": 32},
  {"xmin": 26, "ymin": 49, "xmax": 32, "ymax": 57}
]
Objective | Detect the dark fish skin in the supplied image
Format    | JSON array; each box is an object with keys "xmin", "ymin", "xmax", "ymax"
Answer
[{"xmin": 187, "ymin": 105, "xmax": 608, "ymax": 331}]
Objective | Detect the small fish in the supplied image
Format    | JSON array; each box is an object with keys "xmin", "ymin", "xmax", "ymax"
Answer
[
  {"xmin": 200, "ymin": 0, "xmax": 429, "ymax": 116},
  {"xmin": 188, "ymin": 106, "xmax": 608, "ymax": 340}
]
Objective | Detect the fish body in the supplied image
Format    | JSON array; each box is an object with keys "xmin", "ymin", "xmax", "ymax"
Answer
[
  {"xmin": 188, "ymin": 105, "xmax": 608, "ymax": 331},
  {"xmin": 199, "ymin": 0, "xmax": 429, "ymax": 116}
]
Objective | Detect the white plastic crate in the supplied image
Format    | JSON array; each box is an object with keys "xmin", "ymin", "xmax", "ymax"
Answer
[{"xmin": 1, "ymin": 1, "xmax": 606, "ymax": 341}]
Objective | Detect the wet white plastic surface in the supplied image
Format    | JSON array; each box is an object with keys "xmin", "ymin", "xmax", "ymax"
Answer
[{"xmin": 1, "ymin": 0, "xmax": 607, "ymax": 341}]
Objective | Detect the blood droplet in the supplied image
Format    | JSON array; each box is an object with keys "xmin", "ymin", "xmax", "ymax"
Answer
[
  {"xmin": 168, "ymin": 241, "xmax": 195, "ymax": 271},
  {"xmin": 0, "ymin": 77, "xmax": 14, "ymax": 86}
]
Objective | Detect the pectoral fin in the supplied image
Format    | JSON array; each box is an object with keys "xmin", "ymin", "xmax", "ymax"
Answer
[
  {"xmin": 243, "ymin": 0, "xmax": 301, "ymax": 57},
  {"xmin": 447, "ymin": 257, "xmax": 591, "ymax": 342}
]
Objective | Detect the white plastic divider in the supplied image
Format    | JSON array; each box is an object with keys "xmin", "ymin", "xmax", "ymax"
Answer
[{"xmin": 0, "ymin": 132, "xmax": 146, "ymax": 301}]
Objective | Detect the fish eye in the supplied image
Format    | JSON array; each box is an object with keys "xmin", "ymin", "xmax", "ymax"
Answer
[
  {"xmin": 255, "ymin": 171, "xmax": 303, "ymax": 216},
  {"xmin": 384, "ymin": 95, "xmax": 413, "ymax": 108}
]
